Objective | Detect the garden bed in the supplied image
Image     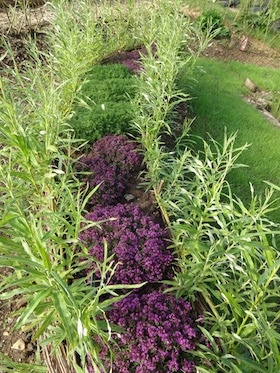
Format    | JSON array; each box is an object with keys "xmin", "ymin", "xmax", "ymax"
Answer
[{"xmin": 1, "ymin": 0, "xmax": 280, "ymax": 372}]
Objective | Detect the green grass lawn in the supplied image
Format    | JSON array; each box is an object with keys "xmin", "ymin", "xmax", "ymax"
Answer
[{"xmin": 180, "ymin": 57, "xmax": 280, "ymax": 222}]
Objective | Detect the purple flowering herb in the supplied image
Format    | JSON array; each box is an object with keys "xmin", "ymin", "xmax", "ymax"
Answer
[
  {"xmin": 77, "ymin": 134, "xmax": 143, "ymax": 206},
  {"xmin": 122, "ymin": 58, "xmax": 143, "ymax": 73},
  {"xmin": 102, "ymin": 44, "xmax": 157, "ymax": 74},
  {"xmin": 120, "ymin": 44, "xmax": 157, "ymax": 73},
  {"xmin": 79, "ymin": 203, "xmax": 174, "ymax": 285},
  {"xmin": 119, "ymin": 49, "xmax": 143, "ymax": 73},
  {"xmin": 121, "ymin": 49, "xmax": 143, "ymax": 73},
  {"xmin": 91, "ymin": 290, "xmax": 198, "ymax": 373}
]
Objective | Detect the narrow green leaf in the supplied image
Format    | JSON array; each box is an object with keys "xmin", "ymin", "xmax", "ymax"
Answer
[
  {"xmin": 220, "ymin": 289, "xmax": 244, "ymax": 319},
  {"xmin": 52, "ymin": 292, "xmax": 76, "ymax": 344},
  {"xmin": 0, "ymin": 213, "xmax": 17, "ymax": 228},
  {"xmin": 32, "ymin": 310, "xmax": 55, "ymax": 341},
  {"xmin": 0, "ymin": 288, "xmax": 27, "ymax": 300},
  {"xmin": 0, "ymin": 255, "xmax": 45, "ymax": 270},
  {"xmin": 196, "ymin": 367, "xmax": 213, "ymax": 373},
  {"xmin": 198, "ymin": 326, "xmax": 220, "ymax": 354},
  {"xmin": 0, "ymin": 236, "xmax": 22, "ymax": 250},
  {"xmin": 15, "ymin": 288, "xmax": 52, "ymax": 330},
  {"xmin": 50, "ymin": 271, "xmax": 78, "ymax": 308},
  {"xmin": 237, "ymin": 355, "xmax": 270, "ymax": 373}
]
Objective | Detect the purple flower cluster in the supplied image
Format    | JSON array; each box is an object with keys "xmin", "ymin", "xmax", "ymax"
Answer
[
  {"xmin": 121, "ymin": 49, "xmax": 144, "ymax": 73},
  {"xmin": 80, "ymin": 203, "xmax": 174, "ymax": 284},
  {"xmin": 78, "ymin": 135, "xmax": 142, "ymax": 206},
  {"xmin": 90, "ymin": 290, "xmax": 197, "ymax": 373},
  {"xmin": 120, "ymin": 44, "xmax": 157, "ymax": 73}
]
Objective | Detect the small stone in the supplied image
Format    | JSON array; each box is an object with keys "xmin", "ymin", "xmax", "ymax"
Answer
[
  {"xmin": 124, "ymin": 193, "xmax": 135, "ymax": 202},
  {"xmin": 219, "ymin": 0, "xmax": 240, "ymax": 7},
  {"xmin": 245, "ymin": 78, "xmax": 258, "ymax": 93},
  {"xmin": 256, "ymin": 97, "xmax": 267, "ymax": 109},
  {"xmin": 270, "ymin": 18, "xmax": 280, "ymax": 33},
  {"xmin": 239, "ymin": 35, "xmax": 248, "ymax": 51},
  {"xmin": 11, "ymin": 339, "xmax": 25, "ymax": 351},
  {"xmin": 3, "ymin": 331, "xmax": 9, "ymax": 336}
]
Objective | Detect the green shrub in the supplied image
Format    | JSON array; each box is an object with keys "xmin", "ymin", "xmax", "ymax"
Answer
[
  {"xmin": 239, "ymin": 9, "xmax": 270, "ymax": 31},
  {"xmin": 87, "ymin": 63, "xmax": 133, "ymax": 79},
  {"xmin": 196, "ymin": 9, "xmax": 231, "ymax": 39},
  {"xmin": 130, "ymin": 0, "xmax": 280, "ymax": 369},
  {"xmin": 81, "ymin": 78, "xmax": 135, "ymax": 103},
  {"xmin": 70, "ymin": 64, "xmax": 135, "ymax": 142},
  {"xmin": 159, "ymin": 131, "xmax": 280, "ymax": 372},
  {"xmin": 72, "ymin": 101, "xmax": 134, "ymax": 141},
  {"xmin": 0, "ymin": 1, "xmax": 149, "ymax": 371}
]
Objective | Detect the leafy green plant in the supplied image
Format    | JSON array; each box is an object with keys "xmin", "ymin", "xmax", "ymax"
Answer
[
  {"xmin": 158, "ymin": 130, "xmax": 280, "ymax": 372},
  {"xmin": 86, "ymin": 63, "xmax": 134, "ymax": 80},
  {"xmin": 82, "ymin": 77, "xmax": 135, "ymax": 103},
  {"xmin": 71, "ymin": 101, "xmax": 134, "ymax": 142},
  {"xmin": 239, "ymin": 9, "xmax": 270, "ymax": 31},
  {"xmin": 196, "ymin": 9, "xmax": 231, "ymax": 39},
  {"xmin": 71, "ymin": 64, "xmax": 136, "ymax": 142},
  {"xmin": 130, "ymin": 0, "xmax": 280, "ymax": 370},
  {"xmin": 0, "ymin": 70, "xmax": 120, "ymax": 371},
  {"xmin": 134, "ymin": 51, "xmax": 280, "ymax": 368},
  {"xmin": 0, "ymin": 0, "xmax": 154, "ymax": 371},
  {"xmin": 236, "ymin": 0, "xmax": 280, "ymax": 37},
  {"xmin": 131, "ymin": 2, "xmax": 192, "ymax": 183},
  {"xmin": 0, "ymin": 62, "xmax": 130, "ymax": 372},
  {"xmin": 131, "ymin": 0, "xmax": 216, "ymax": 225}
]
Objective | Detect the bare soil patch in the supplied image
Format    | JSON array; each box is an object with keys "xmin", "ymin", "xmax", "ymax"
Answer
[
  {"xmin": 0, "ymin": 268, "xmax": 36, "ymax": 366},
  {"xmin": 0, "ymin": 4, "xmax": 53, "ymax": 69},
  {"xmin": 0, "ymin": 5, "xmax": 52, "ymax": 33},
  {"xmin": 202, "ymin": 32, "xmax": 280, "ymax": 69},
  {"xmin": 0, "ymin": 0, "xmax": 45, "ymax": 8}
]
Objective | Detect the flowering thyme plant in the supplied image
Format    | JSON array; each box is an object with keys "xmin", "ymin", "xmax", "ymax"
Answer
[
  {"xmin": 79, "ymin": 203, "xmax": 174, "ymax": 285},
  {"xmin": 121, "ymin": 48, "xmax": 144, "ymax": 73},
  {"xmin": 77, "ymin": 134, "xmax": 142, "ymax": 206},
  {"xmin": 121, "ymin": 44, "xmax": 157, "ymax": 73},
  {"xmin": 89, "ymin": 290, "xmax": 198, "ymax": 373}
]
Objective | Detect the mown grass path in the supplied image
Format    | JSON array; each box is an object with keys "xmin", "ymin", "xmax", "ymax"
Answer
[{"xmin": 183, "ymin": 57, "xmax": 280, "ymax": 222}]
